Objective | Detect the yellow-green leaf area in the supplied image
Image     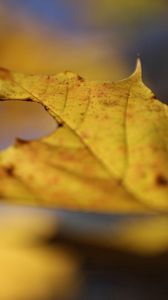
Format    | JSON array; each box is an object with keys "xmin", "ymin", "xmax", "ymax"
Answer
[{"xmin": 0, "ymin": 60, "xmax": 168, "ymax": 212}]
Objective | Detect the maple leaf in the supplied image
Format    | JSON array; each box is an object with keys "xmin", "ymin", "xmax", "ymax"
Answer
[{"xmin": 0, "ymin": 60, "xmax": 168, "ymax": 212}]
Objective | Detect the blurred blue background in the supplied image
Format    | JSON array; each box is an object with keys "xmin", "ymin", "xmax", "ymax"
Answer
[{"xmin": 0, "ymin": 0, "xmax": 167, "ymax": 98}]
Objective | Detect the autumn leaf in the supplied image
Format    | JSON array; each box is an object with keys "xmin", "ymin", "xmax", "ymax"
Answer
[
  {"xmin": 0, "ymin": 209, "xmax": 78, "ymax": 300},
  {"xmin": 0, "ymin": 60, "xmax": 168, "ymax": 212}
]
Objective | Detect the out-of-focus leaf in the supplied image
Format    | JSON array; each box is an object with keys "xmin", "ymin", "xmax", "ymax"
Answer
[
  {"xmin": 0, "ymin": 61, "xmax": 168, "ymax": 211},
  {"xmin": 0, "ymin": 5, "xmax": 122, "ymax": 81},
  {"xmin": 113, "ymin": 216, "xmax": 168, "ymax": 255},
  {"xmin": 0, "ymin": 210, "xmax": 79, "ymax": 300}
]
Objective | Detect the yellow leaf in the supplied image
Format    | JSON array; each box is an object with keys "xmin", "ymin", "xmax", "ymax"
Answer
[
  {"xmin": 0, "ymin": 60, "xmax": 168, "ymax": 212},
  {"xmin": 0, "ymin": 210, "xmax": 79, "ymax": 300}
]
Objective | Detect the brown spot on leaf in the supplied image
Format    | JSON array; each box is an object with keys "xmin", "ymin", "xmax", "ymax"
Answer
[
  {"xmin": 127, "ymin": 112, "xmax": 133, "ymax": 119},
  {"xmin": 156, "ymin": 175, "xmax": 168, "ymax": 186},
  {"xmin": 102, "ymin": 99, "xmax": 120, "ymax": 107},
  {"xmin": 58, "ymin": 122, "xmax": 64, "ymax": 128},
  {"xmin": 15, "ymin": 138, "xmax": 29, "ymax": 146},
  {"xmin": 4, "ymin": 165, "xmax": 14, "ymax": 176},
  {"xmin": 151, "ymin": 93, "xmax": 157, "ymax": 100},
  {"xmin": 80, "ymin": 131, "xmax": 89, "ymax": 139},
  {"xmin": 25, "ymin": 98, "xmax": 33, "ymax": 102},
  {"xmin": 77, "ymin": 75, "xmax": 84, "ymax": 82},
  {"xmin": 0, "ymin": 67, "xmax": 12, "ymax": 80}
]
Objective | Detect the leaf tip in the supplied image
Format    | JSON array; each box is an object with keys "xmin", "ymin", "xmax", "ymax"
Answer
[
  {"xmin": 130, "ymin": 57, "xmax": 142, "ymax": 81},
  {"xmin": 135, "ymin": 57, "xmax": 142, "ymax": 74}
]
